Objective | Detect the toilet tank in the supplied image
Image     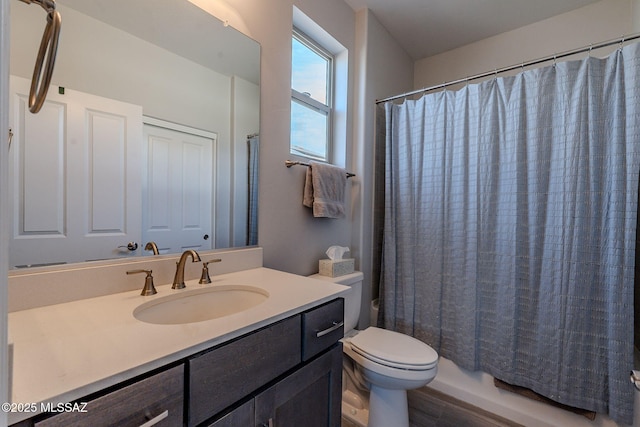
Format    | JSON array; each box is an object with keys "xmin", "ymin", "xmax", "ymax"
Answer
[{"xmin": 310, "ymin": 271, "xmax": 363, "ymax": 333}]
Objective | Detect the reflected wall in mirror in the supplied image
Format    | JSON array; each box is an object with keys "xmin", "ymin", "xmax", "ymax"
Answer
[{"xmin": 8, "ymin": 0, "xmax": 260, "ymax": 269}]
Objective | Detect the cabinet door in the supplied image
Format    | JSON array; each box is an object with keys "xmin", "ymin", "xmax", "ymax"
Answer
[
  {"xmin": 206, "ymin": 400, "xmax": 254, "ymax": 427},
  {"xmin": 188, "ymin": 316, "xmax": 301, "ymax": 426},
  {"xmin": 255, "ymin": 344, "xmax": 342, "ymax": 427},
  {"xmin": 34, "ymin": 365, "xmax": 184, "ymax": 427}
]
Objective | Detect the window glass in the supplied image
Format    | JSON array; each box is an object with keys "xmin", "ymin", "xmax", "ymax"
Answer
[
  {"xmin": 290, "ymin": 30, "xmax": 332, "ymax": 162},
  {"xmin": 290, "ymin": 100, "xmax": 328, "ymax": 160},
  {"xmin": 291, "ymin": 37, "xmax": 329, "ymax": 104}
]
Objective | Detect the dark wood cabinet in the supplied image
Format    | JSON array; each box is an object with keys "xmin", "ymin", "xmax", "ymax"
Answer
[
  {"xmin": 197, "ymin": 299, "xmax": 344, "ymax": 427},
  {"xmin": 301, "ymin": 298, "xmax": 344, "ymax": 361},
  {"xmin": 206, "ymin": 343, "xmax": 342, "ymax": 427},
  {"xmin": 33, "ymin": 364, "xmax": 184, "ymax": 427},
  {"xmin": 255, "ymin": 343, "xmax": 343, "ymax": 427},
  {"xmin": 13, "ymin": 298, "xmax": 344, "ymax": 427},
  {"xmin": 206, "ymin": 400, "xmax": 254, "ymax": 427},
  {"xmin": 188, "ymin": 316, "xmax": 301, "ymax": 426}
]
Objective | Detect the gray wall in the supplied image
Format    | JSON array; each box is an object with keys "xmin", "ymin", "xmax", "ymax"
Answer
[
  {"xmin": 210, "ymin": 0, "xmax": 357, "ymax": 276},
  {"xmin": 352, "ymin": 9, "xmax": 414, "ymax": 326}
]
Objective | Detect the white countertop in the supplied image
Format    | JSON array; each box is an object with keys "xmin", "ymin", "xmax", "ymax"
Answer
[{"xmin": 8, "ymin": 267, "xmax": 348, "ymax": 424}]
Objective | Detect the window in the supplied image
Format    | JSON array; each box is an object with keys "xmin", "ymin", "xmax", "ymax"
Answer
[{"xmin": 290, "ymin": 29, "xmax": 333, "ymax": 162}]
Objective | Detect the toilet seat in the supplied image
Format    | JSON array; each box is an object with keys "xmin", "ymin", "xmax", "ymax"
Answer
[{"xmin": 348, "ymin": 327, "xmax": 438, "ymax": 371}]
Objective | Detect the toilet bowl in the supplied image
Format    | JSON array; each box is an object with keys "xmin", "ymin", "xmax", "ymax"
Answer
[{"xmin": 310, "ymin": 272, "xmax": 438, "ymax": 427}]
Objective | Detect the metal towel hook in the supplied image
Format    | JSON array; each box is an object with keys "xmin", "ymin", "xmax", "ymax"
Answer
[{"xmin": 19, "ymin": 0, "xmax": 62, "ymax": 114}]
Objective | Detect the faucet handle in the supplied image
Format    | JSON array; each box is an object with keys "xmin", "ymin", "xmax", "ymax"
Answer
[
  {"xmin": 199, "ymin": 259, "xmax": 222, "ymax": 284},
  {"xmin": 126, "ymin": 269, "xmax": 157, "ymax": 296}
]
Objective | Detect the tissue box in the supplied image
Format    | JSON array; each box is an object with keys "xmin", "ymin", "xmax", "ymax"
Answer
[{"xmin": 319, "ymin": 258, "xmax": 354, "ymax": 277}]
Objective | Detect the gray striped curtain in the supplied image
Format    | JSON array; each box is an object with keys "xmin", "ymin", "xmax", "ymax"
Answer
[
  {"xmin": 247, "ymin": 135, "xmax": 259, "ymax": 246},
  {"xmin": 379, "ymin": 43, "xmax": 640, "ymax": 423}
]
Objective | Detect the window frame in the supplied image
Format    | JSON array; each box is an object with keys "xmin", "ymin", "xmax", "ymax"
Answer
[{"xmin": 290, "ymin": 28, "xmax": 335, "ymax": 162}]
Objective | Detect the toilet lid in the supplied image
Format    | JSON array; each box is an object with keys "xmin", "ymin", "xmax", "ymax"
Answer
[{"xmin": 349, "ymin": 327, "xmax": 438, "ymax": 370}]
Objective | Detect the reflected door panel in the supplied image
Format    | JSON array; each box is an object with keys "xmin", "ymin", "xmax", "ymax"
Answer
[
  {"xmin": 142, "ymin": 123, "xmax": 215, "ymax": 254},
  {"xmin": 9, "ymin": 76, "xmax": 143, "ymax": 268}
]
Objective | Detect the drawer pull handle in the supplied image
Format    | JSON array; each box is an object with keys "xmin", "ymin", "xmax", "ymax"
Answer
[
  {"xmin": 316, "ymin": 321, "xmax": 344, "ymax": 338},
  {"xmin": 139, "ymin": 410, "xmax": 169, "ymax": 427}
]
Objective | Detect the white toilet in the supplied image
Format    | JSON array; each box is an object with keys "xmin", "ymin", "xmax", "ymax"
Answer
[{"xmin": 311, "ymin": 272, "xmax": 438, "ymax": 427}]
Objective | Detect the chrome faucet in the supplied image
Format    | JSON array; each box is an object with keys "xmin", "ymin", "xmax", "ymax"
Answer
[{"xmin": 172, "ymin": 250, "xmax": 201, "ymax": 289}]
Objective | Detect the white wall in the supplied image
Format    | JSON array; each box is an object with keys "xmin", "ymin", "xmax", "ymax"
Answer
[
  {"xmin": 352, "ymin": 8, "xmax": 413, "ymax": 326},
  {"xmin": 0, "ymin": 2, "xmax": 8, "ymax": 425},
  {"xmin": 414, "ymin": 0, "xmax": 632, "ymax": 90},
  {"xmin": 10, "ymin": 3, "xmax": 233, "ymax": 135},
  {"xmin": 206, "ymin": 0, "xmax": 414, "ymax": 301},
  {"xmin": 191, "ymin": 0, "xmax": 358, "ymax": 276}
]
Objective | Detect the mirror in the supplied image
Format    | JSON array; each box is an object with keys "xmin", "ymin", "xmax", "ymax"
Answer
[{"xmin": 8, "ymin": 0, "xmax": 260, "ymax": 269}]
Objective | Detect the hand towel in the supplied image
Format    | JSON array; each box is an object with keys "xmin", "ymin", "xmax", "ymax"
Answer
[{"xmin": 303, "ymin": 161, "xmax": 347, "ymax": 218}]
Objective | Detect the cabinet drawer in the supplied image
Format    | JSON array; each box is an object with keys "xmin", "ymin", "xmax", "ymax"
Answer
[
  {"xmin": 188, "ymin": 316, "xmax": 301, "ymax": 426},
  {"xmin": 34, "ymin": 364, "xmax": 184, "ymax": 427},
  {"xmin": 302, "ymin": 298, "xmax": 344, "ymax": 361}
]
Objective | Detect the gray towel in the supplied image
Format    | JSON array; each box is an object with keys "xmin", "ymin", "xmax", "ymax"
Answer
[{"xmin": 303, "ymin": 161, "xmax": 347, "ymax": 218}]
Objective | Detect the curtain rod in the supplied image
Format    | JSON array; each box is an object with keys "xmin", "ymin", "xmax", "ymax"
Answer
[{"xmin": 376, "ymin": 32, "xmax": 640, "ymax": 104}]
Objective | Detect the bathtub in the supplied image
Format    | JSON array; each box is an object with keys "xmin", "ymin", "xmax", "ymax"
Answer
[{"xmin": 428, "ymin": 357, "xmax": 640, "ymax": 427}]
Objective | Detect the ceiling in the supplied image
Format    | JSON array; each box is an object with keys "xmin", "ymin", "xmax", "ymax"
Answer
[
  {"xmin": 344, "ymin": 0, "xmax": 602, "ymax": 59},
  {"xmin": 56, "ymin": 0, "xmax": 260, "ymax": 84}
]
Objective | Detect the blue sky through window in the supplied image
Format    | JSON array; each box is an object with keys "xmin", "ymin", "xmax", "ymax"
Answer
[
  {"xmin": 291, "ymin": 37, "xmax": 328, "ymax": 105},
  {"xmin": 291, "ymin": 100, "xmax": 328, "ymax": 160},
  {"xmin": 291, "ymin": 34, "xmax": 332, "ymax": 161}
]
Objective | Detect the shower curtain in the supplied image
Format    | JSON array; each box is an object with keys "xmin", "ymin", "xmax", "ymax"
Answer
[
  {"xmin": 379, "ymin": 43, "xmax": 640, "ymax": 423},
  {"xmin": 247, "ymin": 134, "xmax": 259, "ymax": 246}
]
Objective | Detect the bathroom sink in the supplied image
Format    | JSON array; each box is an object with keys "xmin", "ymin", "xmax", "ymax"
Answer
[{"xmin": 133, "ymin": 285, "xmax": 269, "ymax": 325}]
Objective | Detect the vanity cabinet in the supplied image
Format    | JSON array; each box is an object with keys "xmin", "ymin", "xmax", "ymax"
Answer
[
  {"xmin": 205, "ymin": 298, "xmax": 344, "ymax": 427},
  {"xmin": 254, "ymin": 344, "xmax": 342, "ymax": 427},
  {"xmin": 188, "ymin": 316, "xmax": 301, "ymax": 426},
  {"xmin": 206, "ymin": 400, "xmax": 254, "ymax": 427},
  {"xmin": 301, "ymin": 297, "xmax": 344, "ymax": 361},
  {"xmin": 11, "ymin": 298, "xmax": 344, "ymax": 427},
  {"xmin": 33, "ymin": 364, "xmax": 184, "ymax": 427},
  {"xmin": 208, "ymin": 345, "xmax": 342, "ymax": 427}
]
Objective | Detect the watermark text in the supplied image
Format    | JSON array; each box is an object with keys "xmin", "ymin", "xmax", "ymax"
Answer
[{"xmin": 1, "ymin": 402, "xmax": 88, "ymax": 413}]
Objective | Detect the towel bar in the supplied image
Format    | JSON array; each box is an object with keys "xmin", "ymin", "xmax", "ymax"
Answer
[{"xmin": 285, "ymin": 160, "xmax": 355, "ymax": 178}]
